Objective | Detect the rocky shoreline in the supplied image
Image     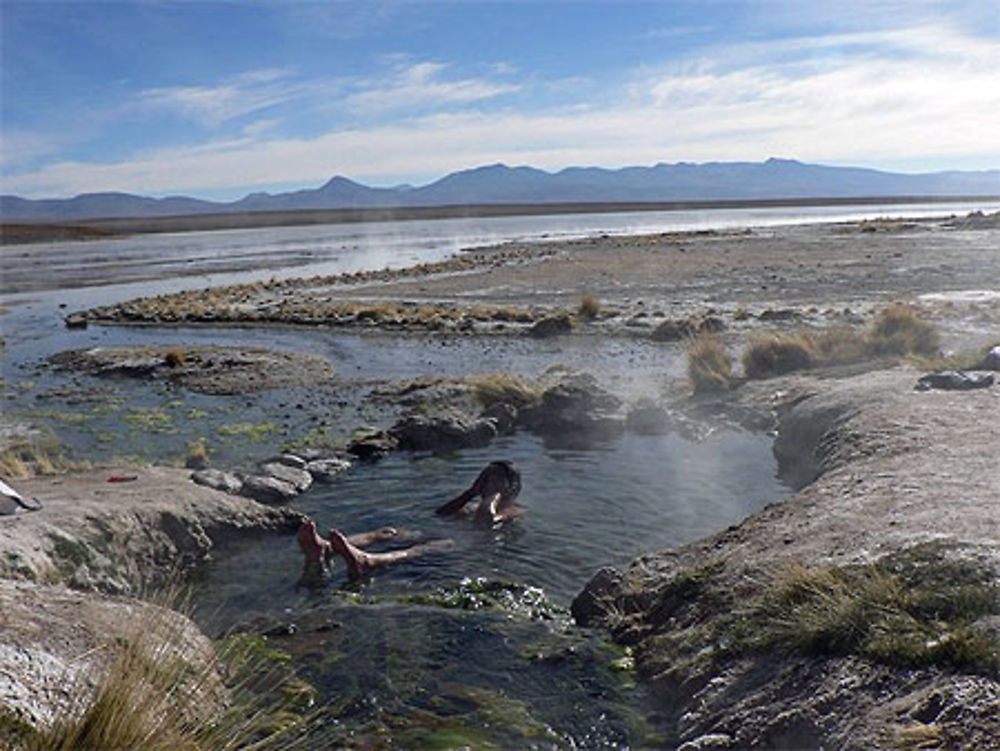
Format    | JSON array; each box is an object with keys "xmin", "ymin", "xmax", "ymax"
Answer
[{"xmin": 573, "ymin": 368, "xmax": 1000, "ymax": 749}]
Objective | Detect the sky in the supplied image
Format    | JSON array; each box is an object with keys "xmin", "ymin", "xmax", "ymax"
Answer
[{"xmin": 1, "ymin": 0, "xmax": 999, "ymax": 200}]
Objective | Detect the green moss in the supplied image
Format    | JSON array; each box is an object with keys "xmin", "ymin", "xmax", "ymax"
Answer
[
  {"xmin": 216, "ymin": 421, "xmax": 282, "ymax": 442},
  {"xmin": 123, "ymin": 406, "xmax": 174, "ymax": 432}
]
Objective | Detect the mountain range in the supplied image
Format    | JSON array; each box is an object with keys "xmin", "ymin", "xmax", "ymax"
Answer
[{"xmin": 3, "ymin": 158, "xmax": 999, "ymax": 222}]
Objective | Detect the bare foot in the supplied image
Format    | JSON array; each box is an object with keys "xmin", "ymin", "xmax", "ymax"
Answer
[
  {"xmin": 328, "ymin": 528, "xmax": 454, "ymax": 581},
  {"xmin": 327, "ymin": 528, "xmax": 373, "ymax": 580},
  {"xmin": 297, "ymin": 519, "xmax": 331, "ymax": 563}
]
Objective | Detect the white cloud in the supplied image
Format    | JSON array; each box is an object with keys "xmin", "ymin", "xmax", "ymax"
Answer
[
  {"xmin": 4, "ymin": 24, "xmax": 998, "ymax": 198},
  {"xmin": 136, "ymin": 68, "xmax": 329, "ymax": 127},
  {"xmin": 345, "ymin": 61, "xmax": 520, "ymax": 115}
]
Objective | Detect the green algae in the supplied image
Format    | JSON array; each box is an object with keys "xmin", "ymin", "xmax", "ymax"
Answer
[
  {"xmin": 402, "ymin": 577, "xmax": 568, "ymax": 622},
  {"xmin": 216, "ymin": 420, "xmax": 282, "ymax": 442}
]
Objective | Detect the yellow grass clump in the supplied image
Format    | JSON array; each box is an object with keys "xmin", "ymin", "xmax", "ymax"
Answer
[
  {"xmin": 183, "ymin": 439, "xmax": 209, "ymax": 470},
  {"xmin": 467, "ymin": 373, "xmax": 542, "ymax": 408},
  {"xmin": 14, "ymin": 600, "xmax": 321, "ymax": 751},
  {"xmin": 866, "ymin": 303, "xmax": 940, "ymax": 357},
  {"xmin": 163, "ymin": 349, "xmax": 187, "ymax": 368},
  {"xmin": 686, "ymin": 334, "xmax": 732, "ymax": 393},
  {"xmin": 741, "ymin": 334, "xmax": 817, "ymax": 379},
  {"xmin": 577, "ymin": 293, "xmax": 601, "ymax": 321}
]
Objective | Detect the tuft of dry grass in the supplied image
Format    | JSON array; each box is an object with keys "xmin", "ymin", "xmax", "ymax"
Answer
[
  {"xmin": 741, "ymin": 334, "xmax": 817, "ymax": 379},
  {"xmin": 739, "ymin": 305, "xmax": 941, "ymax": 380},
  {"xmin": 183, "ymin": 439, "xmax": 209, "ymax": 470},
  {"xmin": 163, "ymin": 349, "xmax": 187, "ymax": 368},
  {"xmin": 0, "ymin": 441, "xmax": 75, "ymax": 479},
  {"xmin": 467, "ymin": 373, "xmax": 541, "ymax": 408},
  {"xmin": 686, "ymin": 334, "xmax": 732, "ymax": 393},
  {"xmin": 813, "ymin": 326, "xmax": 868, "ymax": 364},
  {"xmin": 577, "ymin": 293, "xmax": 601, "ymax": 321},
  {"xmin": 894, "ymin": 723, "xmax": 946, "ymax": 751},
  {"xmin": 867, "ymin": 303, "xmax": 940, "ymax": 357},
  {"xmin": 737, "ymin": 546, "xmax": 1000, "ymax": 674},
  {"xmin": 15, "ymin": 598, "xmax": 322, "ymax": 751}
]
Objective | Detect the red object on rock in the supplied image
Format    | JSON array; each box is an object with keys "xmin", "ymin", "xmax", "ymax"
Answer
[{"xmin": 107, "ymin": 475, "xmax": 138, "ymax": 483}]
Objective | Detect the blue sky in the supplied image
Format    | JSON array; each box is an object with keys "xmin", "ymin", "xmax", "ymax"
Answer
[{"xmin": 2, "ymin": 0, "xmax": 998, "ymax": 199}]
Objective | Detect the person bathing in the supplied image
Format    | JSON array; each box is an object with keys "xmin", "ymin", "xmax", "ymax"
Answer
[
  {"xmin": 326, "ymin": 528, "xmax": 454, "ymax": 581},
  {"xmin": 435, "ymin": 460, "xmax": 524, "ymax": 525},
  {"xmin": 296, "ymin": 518, "xmax": 452, "ymax": 582}
]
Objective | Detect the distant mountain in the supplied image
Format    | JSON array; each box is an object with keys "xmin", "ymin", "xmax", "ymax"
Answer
[{"xmin": 3, "ymin": 158, "xmax": 998, "ymax": 222}]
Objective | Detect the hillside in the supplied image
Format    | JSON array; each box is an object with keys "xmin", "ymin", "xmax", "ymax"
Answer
[{"xmin": 3, "ymin": 158, "xmax": 998, "ymax": 222}]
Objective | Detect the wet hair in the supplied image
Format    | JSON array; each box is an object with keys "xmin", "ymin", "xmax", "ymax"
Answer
[{"xmin": 480, "ymin": 461, "xmax": 521, "ymax": 501}]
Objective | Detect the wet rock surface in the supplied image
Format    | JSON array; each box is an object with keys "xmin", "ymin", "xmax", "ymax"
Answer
[
  {"xmin": 190, "ymin": 468, "xmax": 244, "ymax": 494},
  {"xmin": 916, "ymin": 370, "xmax": 994, "ymax": 391},
  {"xmin": 390, "ymin": 411, "xmax": 498, "ymax": 452},
  {"xmin": 48, "ymin": 345, "xmax": 336, "ymax": 395},
  {"xmin": 519, "ymin": 371, "xmax": 626, "ymax": 440}
]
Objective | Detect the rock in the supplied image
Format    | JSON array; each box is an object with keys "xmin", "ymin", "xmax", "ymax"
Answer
[
  {"xmin": 480, "ymin": 402, "xmax": 518, "ymax": 435},
  {"xmin": 915, "ymin": 370, "xmax": 994, "ymax": 391},
  {"xmin": 624, "ymin": 401, "xmax": 713, "ymax": 441},
  {"xmin": 700, "ymin": 315, "xmax": 725, "ymax": 333},
  {"xmin": 677, "ymin": 734, "xmax": 734, "ymax": 751},
  {"xmin": 758, "ymin": 308, "xmax": 799, "ymax": 322},
  {"xmin": 571, "ymin": 566, "xmax": 625, "ymax": 626},
  {"xmin": 267, "ymin": 453, "xmax": 308, "ymax": 470},
  {"xmin": 650, "ymin": 318, "xmax": 696, "ymax": 342},
  {"xmin": 978, "ymin": 345, "xmax": 1000, "ymax": 370},
  {"xmin": 650, "ymin": 315, "xmax": 725, "ymax": 342},
  {"xmin": 527, "ymin": 313, "xmax": 573, "ymax": 338},
  {"xmin": 390, "ymin": 411, "xmax": 497, "ymax": 452},
  {"xmin": 257, "ymin": 462, "xmax": 313, "ymax": 493},
  {"xmin": 0, "ymin": 579, "xmax": 226, "ymax": 734},
  {"xmin": 239, "ymin": 474, "xmax": 299, "ymax": 505},
  {"xmin": 305, "ymin": 457, "xmax": 352, "ymax": 483},
  {"xmin": 190, "ymin": 469, "xmax": 243, "ymax": 495},
  {"xmin": 625, "ymin": 401, "xmax": 672, "ymax": 434},
  {"xmin": 346, "ymin": 430, "xmax": 399, "ymax": 462},
  {"xmin": 0, "ymin": 466, "xmax": 301, "ymax": 590},
  {"xmin": 519, "ymin": 372, "xmax": 625, "ymax": 439},
  {"xmin": 64, "ymin": 313, "xmax": 88, "ymax": 329}
]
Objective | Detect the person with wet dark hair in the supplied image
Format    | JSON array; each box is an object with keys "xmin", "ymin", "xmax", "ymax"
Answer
[{"xmin": 435, "ymin": 460, "xmax": 524, "ymax": 525}]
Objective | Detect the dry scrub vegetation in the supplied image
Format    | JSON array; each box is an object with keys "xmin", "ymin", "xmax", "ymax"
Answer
[
  {"xmin": 686, "ymin": 304, "xmax": 950, "ymax": 390},
  {"xmin": 741, "ymin": 303, "xmax": 941, "ymax": 380},
  {"xmin": 6, "ymin": 603, "xmax": 323, "ymax": 751},
  {"xmin": 685, "ymin": 334, "xmax": 733, "ymax": 394},
  {"xmin": 737, "ymin": 545, "xmax": 1000, "ymax": 675}
]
